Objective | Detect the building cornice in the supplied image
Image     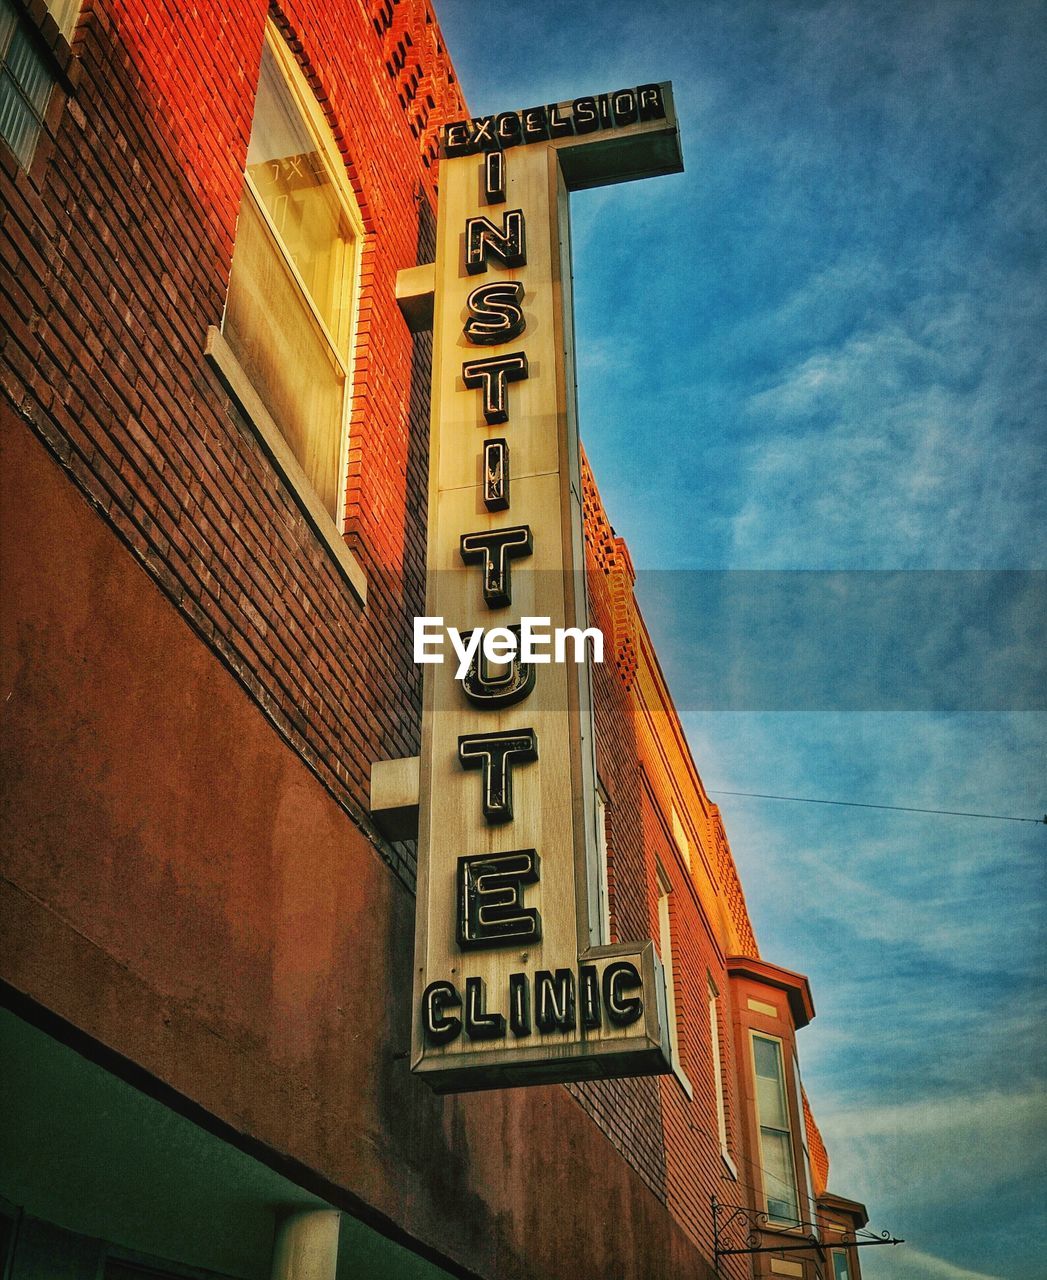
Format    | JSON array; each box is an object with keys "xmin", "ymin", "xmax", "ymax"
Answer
[
  {"xmin": 726, "ymin": 955, "xmax": 816, "ymax": 1028},
  {"xmin": 817, "ymin": 1192, "xmax": 870, "ymax": 1229}
]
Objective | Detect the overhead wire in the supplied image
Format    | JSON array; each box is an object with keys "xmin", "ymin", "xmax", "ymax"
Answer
[{"xmin": 707, "ymin": 789, "xmax": 1045, "ymax": 824}]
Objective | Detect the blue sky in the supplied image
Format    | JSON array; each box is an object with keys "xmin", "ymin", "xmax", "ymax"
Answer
[{"xmin": 434, "ymin": 2, "xmax": 1046, "ymax": 1276}]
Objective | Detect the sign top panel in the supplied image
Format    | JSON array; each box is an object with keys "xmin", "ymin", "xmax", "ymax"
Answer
[{"xmin": 441, "ymin": 81, "xmax": 683, "ymax": 190}]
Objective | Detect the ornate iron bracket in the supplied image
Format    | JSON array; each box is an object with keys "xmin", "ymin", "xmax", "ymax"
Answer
[{"xmin": 712, "ymin": 1197, "xmax": 903, "ymax": 1276}]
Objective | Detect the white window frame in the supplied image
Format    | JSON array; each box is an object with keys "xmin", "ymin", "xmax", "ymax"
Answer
[
  {"xmin": 708, "ymin": 976, "xmax": 737, "ymax": 1176},
  {"xmin": 208, "ymin": 19, "xmax": 367, "ymax": 601},
  {"xmin": 656, "ymin": 862, "xmax": 692, "ymax": 1097},
  {"xmin": 830, "ymin": 1249, "xmax": 852, "ymax": 1280},
  {"xmin": 225, "ymin": 18, "xmax": 364, "ymax": 531},
  {"xmin": 791, "ymin": 1056, "xmax": 819, "ymax": 1233},
  {"xmin": 750, "ymin": 1031, "xmax": 801, "ymax": 1226},
  {"xmin": 593, "ymin": 781, "xmax": 611, "ymax": 945},
  {"xmin": 671, "ymin": 802, "xmax": 690, "ymax": 869}
]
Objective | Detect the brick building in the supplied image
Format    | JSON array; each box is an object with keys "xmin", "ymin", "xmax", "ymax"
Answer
[{"xmin": 1, "ymin": 2, "xmax": 871, "ymax": 1279}]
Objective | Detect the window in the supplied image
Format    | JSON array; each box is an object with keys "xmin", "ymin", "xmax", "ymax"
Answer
[
  {"xmin": 593, "ymin": 783, "xmax": 610, "ymax": 944},
  {"xmin": 223, "ymin": 23, "xmax": 361, "ymax": 521},
  {"xmin": 792, "ymin": 1058, "xmax": 819, "ymax": 1230},
  {"xmin": 0, "ymin": 0, "xmax": 78, "ymax": 167},
  {"xmin": 671, "ymin": 803, "xmax": 690, "ymax": 869},
  {"xmin": 831, "ymin": 1250, "xmax": 852, "ymax": 1280},
  {"xmin": 708, "ymin": 978, "xmax": 733, "ymax": 1169},
  {"xmin": 657, "ymin": 863, "xmax": 690, "ymax": 1094},
  {"xmin": 751, "ymin": 1033, "xmax": 799, "ymax": 1224}
]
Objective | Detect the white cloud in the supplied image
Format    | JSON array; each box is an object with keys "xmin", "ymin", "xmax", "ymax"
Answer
[
  {"xmin": 868, "ymin": 1247, "xmax": 1004, "ymax": 1280},
  {"xmin": 816, "ymin": 1090, "xmax": 1043, "ymax": 1280},
  {"xmin": 728, "ymin": 272, "xmax": 1046, "ymax": 569},
  {"xmin": 821, "ymin": 1088, "xmax": 1044, "ymax": 1144}
]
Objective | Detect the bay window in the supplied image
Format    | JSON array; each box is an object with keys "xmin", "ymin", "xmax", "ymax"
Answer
[{"xmin": 751, "ymin": 1032, "xmax": 799, "ymax": 1224}]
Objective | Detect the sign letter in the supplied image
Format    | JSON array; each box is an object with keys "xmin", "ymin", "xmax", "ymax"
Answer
[
  {"xmin": 603, "ymin": 962, "xmax": 644, "ymax": 1027},
  {"xmin": 458, "ymin": 728, "xmax": 539, "ymax": 823},
  {"xmin": 457, "ymin": 850, "xmax": 542, "ymax": 950},
  {"xmin": 483, "ymin": 438, "xmax": 510, "ymax": 511},
  {"xmin": 459, "ymin": 526, "xmax": 533, "ymax": 609},
  {"xmin": 457, "ymin": 626, "xmax": 536, "ymax": 708},
  {"xmin": 535, "ymin": 969, "xmax": 576, "ymax": 1033},
  {"xmin": 461, "ymin": 352, "xmax": 529, "ymax": 424},
  {"xmin": 465, "ymin": 210, "xmax": 526, "ymax": 274},
  {"xmin": 422, "ymin": 981, "xmax": 462, "ymax": 1045},
  {"xmin": 464, "ymin": 282, "xmax": 526, "ymax": 346},
  {"xmin": 484, "ymin": 150, "xmax": 506, "ymax": 202},
  {"xmin": 464, "ymin": 977, "xmax": 507, "ymax": 1040}
]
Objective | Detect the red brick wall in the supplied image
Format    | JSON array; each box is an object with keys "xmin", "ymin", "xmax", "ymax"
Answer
[
  {"xmin": 567, "ymin": 473, "xmax": 668, "ymax": 1203},
  {"xmin": 1, "ymin": 0, "xmax": 465, "ymax": 891},
  {"xmin": 651, "ymin": 824, "xmax": 748, "ymax": 1280}
]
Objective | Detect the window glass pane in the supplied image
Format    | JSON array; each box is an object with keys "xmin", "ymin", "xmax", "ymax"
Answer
[
  {"xmin": 656, "ymin": 871, "xmax": 681, "ymax": 1066},
  {"xmin": 246, "ymin": 43, "xmax": 353, "ymax": 350},
  {"xmin": 761, "ymin": 1126, "xmax": 798, "ymax": 1222},
  {"xmin": 753, "ymin": 1034, "xmax": 780, "ymax": 1080},
  {"xmin": 756, "ymin": 1071, "xmax": 788, "ymax": 1130},
  {"xmin": 0, "ymin": 67, "xmax": 41, "ymax": 166},
  {"xmin": 754, "ymin": 1037, "xmax": 789, "ymax": 1130},
  {"xmin": 6, "ymin": 25, "xmax": 52, "ymax": 113},
  {"xmin": 594, "ymin": 788, "xmax": 610, "ymax": 943},
  {"xmin": 709, "ymin": 988, "xmax": 729, "ymax": 1152},
  {"xmin": 0, "ymin": 0, "xmax": 17, "ymax": 51},
  {"xmin": 226, "ymin": 191, "xmax": 345, "ymax": 519},
  {"xmin": 832, "ymin": 1251, "xmax": 851, "ymax": 1280}
]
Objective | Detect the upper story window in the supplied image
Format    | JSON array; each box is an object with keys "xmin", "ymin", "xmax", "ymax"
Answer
[
  {"xmin": 671, "ymin": 803, "xmax": 690, "ymax": 870},
  {"xmin": 593, "ymin": 783, "xmax": 611, "ymax": 944},
  {"xmin": 751, "ymin": 1032, "xmax": 800, "ymax": 1224},
  {"xmin": 792, "ymin": 1058, "xmax": 819, "ymax": 1229},
  {"xmin": 223, "ymin": 22, "xmax": 362, "ymax": 522},
  {"xmin": 831, "ymin": 1250, "xmax": 852, "ymax": 1280},
  {"xmin": 0, "ymin": 0, "xmax": 78, "ymax": 168},
  {"xmin": 656, "ymin": 863, "xmax": 691, "ymax": 1096},
  {"xmin": 707, "ymin": 978, "xmax": 732, "ymax": 1169}
]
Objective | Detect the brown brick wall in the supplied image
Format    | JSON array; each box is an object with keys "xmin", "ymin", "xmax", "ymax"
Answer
[{"xmin": 1, "ymin": 0, "xmax": 465, "ymax": 892}]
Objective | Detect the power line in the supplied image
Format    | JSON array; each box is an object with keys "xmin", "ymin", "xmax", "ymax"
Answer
[{"xmin": 707, "ymin": 790, "xmax": 1046, "ymax": 825}]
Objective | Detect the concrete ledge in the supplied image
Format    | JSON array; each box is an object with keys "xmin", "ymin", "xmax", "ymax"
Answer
[
  {"xmin": 395, "ymin": 263, "xmax": 435, "ymax": 333},
  {"xmin": 370, "ymin": 756, "xmax": 420, "ymax": 841}
]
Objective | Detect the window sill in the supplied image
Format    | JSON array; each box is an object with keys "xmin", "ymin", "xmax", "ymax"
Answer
[
  {"xmin": 720, "ymin": 1150, "xmax": 738, "ymax": 1180},
  {"xmin": 204, "ymin": 326, "xmax": 367, "ymax": 606},
  {"xmin": 759, "ymin": 1219, "xmax": 809, "ymax": 1238}
]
